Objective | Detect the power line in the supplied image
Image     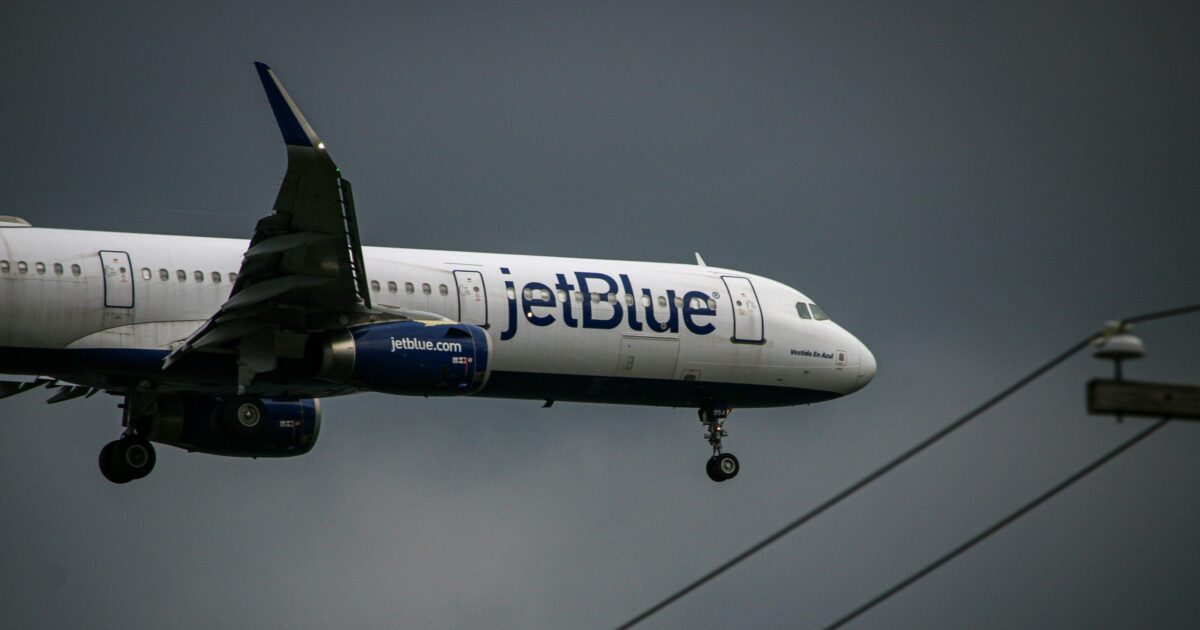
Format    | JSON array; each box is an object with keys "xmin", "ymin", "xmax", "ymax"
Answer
[
  {"xmin": 823, "ymin": 417, "xmax": 1169, "ymax": 629},
  {"xmin": 617, "ymin": 335, "xmax": 1095, "ymax": 629},
  {"xmin": 617, "ymin": 302, "xmax": 1200, "ymax": 629}
]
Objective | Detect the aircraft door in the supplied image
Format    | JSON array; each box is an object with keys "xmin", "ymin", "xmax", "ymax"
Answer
[
  {"xmin": 453, "ymin": 270, "xmax": 488, "ymax": 327},
  {"xmin": 617, "ymin": 335, "xmax": 680, "ymax": 379},
  {"xmin": 721, "ymin": 276, "xmax": 763, "ymax": 343},
  {"xmin": 99, "ymin": 250, "xmax": 134, "ymax": 308}
]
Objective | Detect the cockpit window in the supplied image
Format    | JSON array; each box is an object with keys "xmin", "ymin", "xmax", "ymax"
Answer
[
  {"xmin": 809, "ymin": 302, "xmax": 830, "ymax": 321},
  {"xmin": 795, "ymin": 302, "xmax": 812, "ymax": 319}
]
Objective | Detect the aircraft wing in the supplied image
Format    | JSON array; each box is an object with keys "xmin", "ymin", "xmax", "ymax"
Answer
[{"xmin": 163, "ymin": 63, "xmax": 377, "ymax": 386}]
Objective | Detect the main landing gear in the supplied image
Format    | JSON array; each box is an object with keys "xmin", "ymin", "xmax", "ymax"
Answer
[
  {"xmin": 99, "ymin": 435, "xmax": 156, "ymax": 484},
  {"xmin": 98, "ymin": 393, "xmax": 158, "ymax": 484},
  {"xmin": 700, "ymin": 406, "xmax": 739, "ymax": 482}
]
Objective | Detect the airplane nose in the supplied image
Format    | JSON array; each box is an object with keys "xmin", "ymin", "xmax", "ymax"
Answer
[{"xmin": 854, "ymin": 341, "xmax": 876, "ymax": 392}]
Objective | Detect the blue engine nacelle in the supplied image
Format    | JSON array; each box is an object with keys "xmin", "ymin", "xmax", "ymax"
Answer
[
  {"xmin": 146, "ymin": 395, "xmax": 321, "ymax": 458},
  {"xmin": 314, "ymin": 321, "xmax": 491, "ymax": 395}
]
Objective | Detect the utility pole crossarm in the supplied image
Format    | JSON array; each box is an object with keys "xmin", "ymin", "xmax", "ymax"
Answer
[{"xmin": 1088, "ymin": 379, "xmax": 1200, "ymax": 420}]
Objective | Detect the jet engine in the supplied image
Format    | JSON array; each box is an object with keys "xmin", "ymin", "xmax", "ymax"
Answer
[
  {"xmin": 144, "ymin": 395, "xmax": 321, "ymax": 458},
  {"xmin": 312, "ymin": 321, "xmax": 491, "ymax": 395}
]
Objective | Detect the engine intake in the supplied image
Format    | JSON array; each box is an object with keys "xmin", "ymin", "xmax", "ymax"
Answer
[{"xmin": 314, "ymin": 321, "xmax": 491, "ymax": 395}]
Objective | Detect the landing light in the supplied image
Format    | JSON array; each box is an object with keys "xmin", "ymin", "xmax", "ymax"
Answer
[{"xmin": 318, "ymin": 142, "xmax": 325, "ymax": 149}]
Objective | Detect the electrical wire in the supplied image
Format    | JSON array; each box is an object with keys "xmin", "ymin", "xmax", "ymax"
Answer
[
  {"xmin": 823, "ymin": 417, "xmax": 1169, "ymax": 629},
  {"xmin": 617, "ymin": 302, "xmax": 1200, "ymax": 629}
]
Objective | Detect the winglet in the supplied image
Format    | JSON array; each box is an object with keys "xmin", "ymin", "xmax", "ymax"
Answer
[{"xmin": 254, "ymin": 62, "xmax": 322, "ymax": 148}]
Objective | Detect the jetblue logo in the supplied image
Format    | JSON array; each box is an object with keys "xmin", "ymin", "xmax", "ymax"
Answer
[
  {"xmin": 500, "ymin": 270, "xmax": 717, "ymax": 341},
  {"xmin": 390, "ymin": 337, "xmax": 464, "ymax": 353}
]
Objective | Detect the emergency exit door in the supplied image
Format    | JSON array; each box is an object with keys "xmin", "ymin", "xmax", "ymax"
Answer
[
  {"xmin": 453, "ymin": 270, "xmax": 488, "ymax": 327},
  {"xmin": 99, "ymin": 250, "xmax": 134, "ymax": 308},
  {"xmin": 721, "ymin": 276, "xmax": 763, "ymax": 343}
]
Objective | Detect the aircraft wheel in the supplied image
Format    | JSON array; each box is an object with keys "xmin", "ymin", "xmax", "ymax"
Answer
[
  {"xmin": 116, "ymin": 436, "xmax": 156, "ymax": 480},
  {"xmin": 715, "ymin": 453, "xmax": 739, "ymax": 480},
  {"xmin": 99, "ymin": 440, "xmax": 131, "ymax": 484},
  {"xmin": 706, "ymin": 457, "xmax": 724, "ymax": 482},
  {"xmin": 102, "ymin": 437, "xmax": 156, "ymax": 483}
]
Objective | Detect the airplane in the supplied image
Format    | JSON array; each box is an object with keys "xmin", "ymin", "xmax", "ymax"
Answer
[{"xmin": 0, "ymin": 63, "xmax": 876, "ymax": 484}]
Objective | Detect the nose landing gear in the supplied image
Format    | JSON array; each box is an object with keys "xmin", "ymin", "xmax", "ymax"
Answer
[{"xmin": 700, "ymin": 406, "xmax": 739, "ymax": 482}]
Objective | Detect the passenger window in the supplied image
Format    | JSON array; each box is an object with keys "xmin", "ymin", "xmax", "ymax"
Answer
[
  {"xmin": 71, "ymin": 264, "xmax": 81, "ymax": 277},
  {"xmin": 370, "ymin": 280, "xmax": 380, "ymax": 292},
  {"xmin": 641, "ymin": 295, "xmax": 651, "ymax": 308},
  {"xmin": 229, "ymin": 272, "xmax": 238, "ymax": 283},
  {"xmin": 35, "ymin": 262, "xmax": 46, "ymax": 274},
  {"xmin": 439, "ymin": 284, "xmax": 448, "ymax": 296},
  {"xmin": 574, "ymin": 291, "xmax": 583, "ymax": 303},
  {"xmin": 557, "ymin": 290, "xmax": 567, "ymax": 302},
  {"xmin": 673, "ymin": 296, "xmax": 683, "ymax": 308},
  {"xmin": 422, "ymin": 283, "xmax": 431, "ymax": 295},
  {"xmin": 387, "ymin": 281, "xmax": 397, "ymax": 293},
  {"xmin": 796, "ymin": 302, "xmax": 812, "ymax": 319},
  {"xmin": 506, "ymin": 286, "xmax": 516, "ymax": 300},
  {"xmin": 523, "ymin": 287, "xmax": 533, "ymax": 300},
  {"xmin": 212, "ymin": 271, "xmax": 221, "ymax": 284},
  {"xmin": 657, "ymin": 296, "xmax": 667, "ymax": 308},
  {"xmin": 607, "ymin": 292, "xmax": 617, "ymax": 304},
  {"xmin": 140, "ymin": 268, "xmax": 151, "ymax": 280},
  {"xmin": 624, "ymin": 294, "xmax": 634, "ymax": 306},
  {"xmin": 53, "ymin": 263, "xmax": 63, "ymax": 276},
  {"xmin": 707, "ymin": 298, "xmax": 717, "ymax": 310},
  {"xmin": 159, "ymin": 269, "xmax": 169, "ymax": 281},
  {"xmin": 405, "ymin": 282, "xmax": 415, "ymax": 294},
  {"xmin": 0, "ymin": 260, "xmax": 7, "ymax": 273},
  {"xmin": 176, "ymin": 270, "xmax": 186, "ymax": 282},
  {"xmin": 810, "ymin": 303, "xmax": 830, "ymax": 321},
  {"xmin": 690, "ymin": 297, "xmax": 702, "ymax": 309},
  {"xmin": 17, "ymin": 261, "xmax": 28, "ymax": 274},
  {"xmin": 591, "ymin": 292, "xmax": 600, "ymax": 304},
  {"xmin": 194, "ymin": 271, "xmax": 204, "ymax": 283}
]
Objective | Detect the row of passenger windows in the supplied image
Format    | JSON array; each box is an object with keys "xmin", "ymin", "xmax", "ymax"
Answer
[
  {"xmin": 0, "ymin": 260, "xmax": 240, "ymax": 286},
  {"xmin": 367, "ymin": 280, "xmax": 453, "ymax": 295},
  {"xmin": 796, "ymin": 302, "xmax": 830, "ymax": 321},
  {"xmin": 3, "ymin": 259, "xmax": 737, "ymax": 315},
  {"xmin": 139, "ymin": 268, "xmax": 237, "ymax": 284},
  {"xmin": 510, "ymin": 287, "xmax": 717, "ymax": 310},
  {"xmin": 0, "ymin": 260, "xmax": 81, "ymax": 276}
]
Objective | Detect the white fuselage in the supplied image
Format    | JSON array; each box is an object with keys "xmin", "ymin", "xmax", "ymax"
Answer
[{"xmin": 0, "ymin": 225, "xmax": 874, "ymax": 407}]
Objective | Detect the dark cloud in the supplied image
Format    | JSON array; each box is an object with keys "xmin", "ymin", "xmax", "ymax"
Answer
[{"xmin": 1, "ymin": 2, "xmax": 1199, "ymax": 628}]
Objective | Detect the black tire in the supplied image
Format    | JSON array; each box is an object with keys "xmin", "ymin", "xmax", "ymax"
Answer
[
  {"xmin": 715, "ymin": 453, "xmax": 739, "ymax": 480},
  {"xmin": 224, "ymin": 397, "xmax": 267, "ymax": 437},
  {"xmin": 116, "ymin": 437, "xmax": 156, "ymax": 480},
  {"xmin": 706, "ymin": 456, "xmax": 724, "ymax": 482},
  {"xmin": 99, "ymin": 440, "xmax": 132, "ymax": 484}
]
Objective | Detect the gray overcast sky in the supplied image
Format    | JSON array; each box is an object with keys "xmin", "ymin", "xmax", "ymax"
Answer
[{"xmin": 2, "ymin": 2, "xmax": 1199, "ymax": 628}]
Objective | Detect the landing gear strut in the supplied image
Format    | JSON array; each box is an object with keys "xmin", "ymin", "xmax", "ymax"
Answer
[
  {"xmin": 700, "ymin": 406, "xmax": 739, "ymax": 482},
  {"xmin": 98, "ymin": 394, "xmax": 158, "ymax": 484}
]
